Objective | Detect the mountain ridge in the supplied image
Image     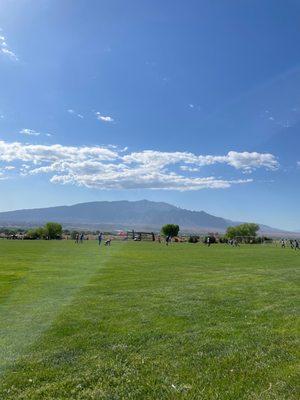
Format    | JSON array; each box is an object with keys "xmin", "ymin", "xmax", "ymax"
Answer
[{"xmin": 0, "ymin": 200, "xmax": 297, "ymax": 236}]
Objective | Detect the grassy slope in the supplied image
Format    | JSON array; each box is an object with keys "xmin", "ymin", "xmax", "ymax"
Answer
[{"xmin": 0, "ymin": 240, "xmax": 299, "ymax": 399}]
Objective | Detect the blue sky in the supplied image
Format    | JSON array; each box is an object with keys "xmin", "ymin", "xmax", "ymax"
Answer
[{"xmin": 0, "ymin": 0, "xmax": 299, "ymax": 230}]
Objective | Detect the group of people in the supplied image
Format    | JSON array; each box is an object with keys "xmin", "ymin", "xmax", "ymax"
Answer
[
  {"xmin": 97, "ymin": 232, "xmax": 111, "ymax": 246},
  {"xmin": 74, "ymin": 232, "xmax": 85, "ymax": 244},
  {"xmin": 228, "ymin": 239, "xmax": 240, "ymax": 247},
  {"xmin": 281, "ymin": 239, "xmax": 300, "ymax": 250},
  {"xmin": 74, "ymin": 232, "xmax": 300, "ymax": 250},
  {"xmin": 75, "ymin": 232, "xmax": 111, "ymax": 246}
]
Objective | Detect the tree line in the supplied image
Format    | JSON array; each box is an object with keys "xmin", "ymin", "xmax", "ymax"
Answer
[
  {"xmin": 0, "ymin": 222, "xmax": 261, "ymax": 242},
  {"xmin": 161, "ymin": 223, "xmax": 261, "ymax": 243},
  {"xmin": 26, "ymin": 222, "xmax": 63, "ymax": 240}
]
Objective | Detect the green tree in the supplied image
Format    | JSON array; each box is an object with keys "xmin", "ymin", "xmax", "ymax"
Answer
[
  {"xmin": 26, "ymin": 227, "xmax": 46, "ymax": 239},
  {"xmin": 44, "ymin": 222, "xmax": 63, "ymax": 239},
  {"xmin": 161, "ymin": 224, "xmax": 180, "ymax": 238},
  {"xmin": 226, "ymin": 223, "xmax": 260, "ymax": 240}
]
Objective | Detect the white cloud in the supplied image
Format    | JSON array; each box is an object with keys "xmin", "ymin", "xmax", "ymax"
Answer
[
  {"xmin": 20, "ymin": 128, "xmax": 53, "ymax": 137},
  {"xmin": 0, "ymin": 140, "xmax": 278, "ymax": 191},
  {"xmin": 0, "ymin": 33, "xmax": 18, "ymax": 61},
  {"xmin": 0, "ymin": 141, "xmax": 118, "ymax": 164},
  {"xmin": 20, "ymin": 129, "xmax": 41, "ymax": 136},
  {"xmin": 95, "ymin": 112, "xmax": 114, "ymax": 122},
  {"xmin": 68, "ymin": 109, "xmax": 84, "ymax": 119},
  {"xmin": 123, "ymin": 150, "xmax": 278, "ymax": 172},
  {"xmin": 224, "ymin": 151, "xmax": 278, "ymax": 171},
  {"xmin": 180, "ymin": 166, "xmax": 200, "ymax": 172}
]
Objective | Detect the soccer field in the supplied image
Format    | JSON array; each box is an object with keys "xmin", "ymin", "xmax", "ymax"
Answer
[{"xmin": 0, "ymin": 240, "xmax": 299, "ymax": 399}]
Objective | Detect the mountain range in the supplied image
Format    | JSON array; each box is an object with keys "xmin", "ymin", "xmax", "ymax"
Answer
[{"xmin": 0, "ymin": 200, "xmax": 298, "ymax": 236}]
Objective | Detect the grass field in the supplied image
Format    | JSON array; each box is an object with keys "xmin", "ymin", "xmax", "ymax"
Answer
[{"xmin": 0, "ymin": 240, "xmax": 299, "ymax": 399}]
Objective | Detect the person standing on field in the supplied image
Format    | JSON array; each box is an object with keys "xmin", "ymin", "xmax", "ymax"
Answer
[
  {"xmin": 98, "ymin": 232, "xmax": 103, "ymax": 246},
  {"xmin": 80, "ymin": 233, "xmax": 84, "ymax": 243}
]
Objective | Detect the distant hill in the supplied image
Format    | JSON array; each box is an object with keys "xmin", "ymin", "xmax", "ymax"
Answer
[{"xmin": 0, "ymin": 200, "xmax": 297, "ymax": 236}]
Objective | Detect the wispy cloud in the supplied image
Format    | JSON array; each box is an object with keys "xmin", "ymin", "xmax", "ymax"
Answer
[
  {"xmin": 20, "ymin": 128, "xmax": 53, "ymax": 137},
  {"xmin": 180, "ymin": 166, "xmax": 200, "ymax": 172},
  {"xmin": 188, "ymin": 103, "xmax": 201, "ymax": 111},
  {"xmin": 95, "ymin": 112, "xmax": 114, "ymax": 122},
  {"xmin": 0, "ymin": 32, "xmax": 18, "ymax": 61},
  {"xmin": 263, "ymin": 109, "xmax": 294, "ymax": 129},
  {"xmin": 67, "ymin": 109, "xmax": 84, "ymax": 119},
  {"xmin": 0, "ymin": 140, "xmax": 278, "ymax": 191},
  {"xmin": 123, "ymin": 150, "xmax": 278, "ymax": 172},
  {"xmin": 20, "ymin": 129, "xmax": 41, "ymax": 136}
]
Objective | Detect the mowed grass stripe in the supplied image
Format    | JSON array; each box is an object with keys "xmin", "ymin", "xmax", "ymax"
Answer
[
  {"xmin": 0, "ymin": 241, "xmax": 299, "ymax": 399},
  {"xmin": 0, "ymin": 240, "xmax": 122, "ymax": 374}
]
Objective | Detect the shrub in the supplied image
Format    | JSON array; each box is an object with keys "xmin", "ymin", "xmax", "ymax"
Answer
[
  {"xmin": 188, "ymin": 236, "xmax": 199, "ymax": 243},
  {"xmin": 26, "ymin": 227, "xmax": 46, "ymax": 239}
]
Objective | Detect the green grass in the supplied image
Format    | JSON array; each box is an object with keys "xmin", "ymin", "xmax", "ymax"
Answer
[{"xmin": 0, "ymin": 240, "xmax": 299, "ymax": 399}]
